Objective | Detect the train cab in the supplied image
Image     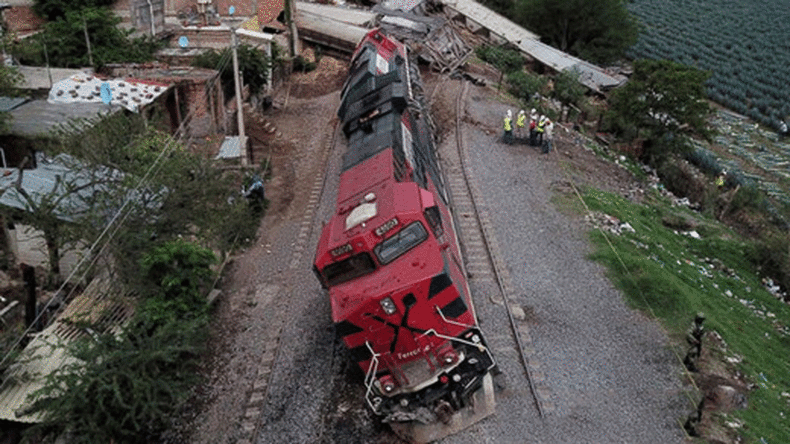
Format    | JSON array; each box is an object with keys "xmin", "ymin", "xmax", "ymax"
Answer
[
  {"xmin": 313, "ymin": 28, "xmax": 496, "ymax": 440},
  {"xmin": 313, "ymin": 145, "xmax": 491, "ymax": 399}
]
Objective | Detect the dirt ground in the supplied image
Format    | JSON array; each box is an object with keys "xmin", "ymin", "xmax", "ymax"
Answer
[{"xmin": 175, "ymin": 51, "xmax": 740, "ymax": 444}]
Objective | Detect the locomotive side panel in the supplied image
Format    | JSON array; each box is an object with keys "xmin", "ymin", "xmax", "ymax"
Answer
[{"xmin": 313, "ymin": 28, "xmax": 496, "ymax": 443}]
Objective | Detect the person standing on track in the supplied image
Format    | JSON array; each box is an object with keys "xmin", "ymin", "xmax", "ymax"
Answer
[{"xmin": 503, "ymin": 109, "xmax": 513, "ymax": 144}]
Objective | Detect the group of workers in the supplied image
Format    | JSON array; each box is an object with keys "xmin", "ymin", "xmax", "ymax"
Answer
[{"xmin": 502, "ymin": 108, "xmax": 554, "ymax": 153}]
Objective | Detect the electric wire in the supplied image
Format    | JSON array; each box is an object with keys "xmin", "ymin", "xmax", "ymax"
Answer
[{"xmin": 0, "ymin": 47, "xmax": 235, "ymax": 376}]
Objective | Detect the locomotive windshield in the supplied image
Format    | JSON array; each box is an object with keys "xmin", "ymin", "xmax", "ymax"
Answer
[
  {"xmin": 322, "ymin": 252, "xmax": 376, "ymax": 286},
  {"xmin": 374, "ymin": 222, "xmax": 428, "ymax": 264}
]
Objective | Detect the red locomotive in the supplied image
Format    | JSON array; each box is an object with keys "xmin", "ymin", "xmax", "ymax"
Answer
[{"xmin": 313, "ymin": 29, "xmax": 496, "ymax": 443}]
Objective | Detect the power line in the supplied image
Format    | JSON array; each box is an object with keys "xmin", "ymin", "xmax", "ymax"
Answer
[{"xmin": 0, "ymin": 42, "xmax": 238, "ymax": 371}]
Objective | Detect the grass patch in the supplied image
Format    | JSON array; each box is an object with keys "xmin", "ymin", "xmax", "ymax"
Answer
[{"xmin": 580, "ymin": 187, "xmax": 790, "ymax": 442}]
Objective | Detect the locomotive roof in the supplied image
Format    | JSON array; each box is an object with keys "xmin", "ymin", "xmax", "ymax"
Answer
[
  {"xmin": 336, "ymin": 148, "xmax": 404, "ymax": 216},
  {"xmin": 341, "ymin": 110, "xmax": 406, "ymax": 172}
]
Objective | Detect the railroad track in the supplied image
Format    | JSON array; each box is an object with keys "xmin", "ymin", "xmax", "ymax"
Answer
[
  {"xmin": 240, "ymin": 75, "xmax": 552, "ymax": 443},
  {"xmin": 237, "ymin": 117, "xmax": 343, "ymax": 444},
  {"xmin": 436, "ymin": 78, "xmax": 548, "ymax": 418}
]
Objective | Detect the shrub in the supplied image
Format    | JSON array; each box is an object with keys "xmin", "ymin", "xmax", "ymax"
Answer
[
  {"xmin": 475, "ymin": 45, "xmax": 524, "ymax": 74},
  {"xmin": 506, "ymin": 70, "xmax": 547, "ymax": 103},
  {"xmin": 27, "ymin": 240, "xmax": 215, "ymax": 443},
  {"xmin": 750, "ymin": 231, "xmax": 790, "ymax": 294}
]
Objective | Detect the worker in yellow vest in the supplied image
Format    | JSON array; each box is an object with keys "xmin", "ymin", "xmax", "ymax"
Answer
[
  {"xmin": 536, "ymin": 115, "xmax": 546, "ymax": 147},
  {"xmin": 503, "ymin": 110, "xmax": 513, "ymax": 144},
  {"xmin": 515, "ymin": 109, "xmax": 526, "ymax": 141},
  {"xmin": 716, "ymin": 171, "xmax": 726, "ymax": 188}
]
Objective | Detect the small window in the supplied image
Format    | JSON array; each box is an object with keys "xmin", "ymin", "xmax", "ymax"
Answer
[
  {"xmin": 374, "ymin": 222, "xmax": 428, "ymax": 264},
  {"xmin": 424, "ymin": 206, "xmax": 443, "ymax": 238},
  {"xmin": 322, "ymin": 253, "xmax": 376, "ymax": 286}
]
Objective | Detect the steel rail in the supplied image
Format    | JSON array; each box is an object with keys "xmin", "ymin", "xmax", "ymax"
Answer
[{"xmin": 451, "ymin": 80, "xmax": 545, "ymax": 418}]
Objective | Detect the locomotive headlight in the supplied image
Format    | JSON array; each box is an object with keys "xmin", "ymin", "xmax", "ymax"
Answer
[
  {"xmin": 379, "ymin": 374, "xmax": 396, "ymax": 393},
  {"xmin": 442, "ymin": 350, "xmax": 458, "ymax": 365},
  {"xmin": 380, "ymin": 297, "xmax": 397, "ymax": 315}
]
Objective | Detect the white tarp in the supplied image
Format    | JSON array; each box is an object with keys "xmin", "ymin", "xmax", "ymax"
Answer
[{"xmin": 48, "ymin": 72, "xmax": 169, "ymax": 113}]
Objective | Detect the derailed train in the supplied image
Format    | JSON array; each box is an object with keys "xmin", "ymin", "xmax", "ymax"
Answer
[{"xmin": 313, "ymin": 29, "xmax": 497, "ymax": 443}]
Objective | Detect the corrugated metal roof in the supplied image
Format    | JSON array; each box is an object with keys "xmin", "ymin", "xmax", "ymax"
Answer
[
  {"xmin": 0, "ymin": 96, "xmax": 28, "ymax": 112},
  {"xmin": 15, "ymin": 66, "xmax": 91, "ymax": 90},
  {"xmin": 5, "ymin": 99, "xmax": 122, "ymax": 138},
  {"xmin": 297, "ymin": 11, "xmax": 370, "ymax": 52},
  {"xmin": 216, "ymin": 135, "xmax": 243, "ymax": 160},
  {"xmin": 296, "ymin": 1, "xmax": 377, "ymax": 27},
  {"xmin": 441, "ymin": 0, "xmax": 626, "ymax": 92},
  {"xmin": 0, "ymin": 152, "xmax": 123, "ymax": 222},
  {"xmin": 0, "ymin": 272, "xmax": 134, "ymax": 423}
]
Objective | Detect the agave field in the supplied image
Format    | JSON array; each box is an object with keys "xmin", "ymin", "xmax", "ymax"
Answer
[
  {"xmin": 627, "ymin": 0, "xmax": 790, "ymax": 130},
  {"xmin": 689, "ymin": 109, "xmax": 790, "ymax": 206}
]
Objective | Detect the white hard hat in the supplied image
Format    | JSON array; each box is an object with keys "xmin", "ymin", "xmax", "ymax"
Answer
[
  {"xmin": 519, "ymin": 109, "xmax": 525, "ymax": 115},
  {"xmin": 531, "ymin": 108, "xmax": 536, "ymax": 114},
  {"xmin": 507, "ymin": 110, "xmax": 512, "ymax": 117}
]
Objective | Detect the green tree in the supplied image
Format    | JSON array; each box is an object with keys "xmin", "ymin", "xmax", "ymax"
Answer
[
  {"xmin": 506, "ymin": 70, "xmax": 547, "ymax": 104},
  {"xmin": 11, "ymin": 7, "xmax": 161, "ymax": 68},
  {"xmin": 28, "ymin": 319, "xmax": 206, "ymax": 444},
  {"xmin": 138, "ymin": 239, "xmax": 217, "ymax": 325},
  {"xmin": 3, "ymin": 154, "xmax": 124, "ymax": 284},
  {"xmin": 27, "ymin": 240, "xmax": 214, "ymax": 443},
  {"xmin": 514, "ymin": 0, "xmax": 638, "ymax": 64},
  {"xmin": 0, "ymin": 64, "xmax": 22, "ymax": 131},
  {"xmin": 192, "ymin": 44, "xmax": 272, "ymax": 98},
  {"xmin": 476, "ymin": 45, "xmax": 524, "ymax": 90},
  {"xmin": 604, "ymin": 59, "xmax": 713, "ymax": 165},
  {"xmin": 552, "ymin": 68, "xmax": 587, "ymax": 121},
  {"xmin": 25, "ymin": 114, "xmax": 257, "ymax": 287},
  {"xmin": 33, "ymin": 0, "xmax": 116, "ymax": 20},
  {"xmin": 479, "ymin": 0, "xmax": 515, "ymax": 16}
]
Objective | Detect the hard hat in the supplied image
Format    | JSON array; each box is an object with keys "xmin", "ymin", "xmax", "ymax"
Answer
[
  {"xmin": 531, "ymin": 108, "xmax": 536, "ymax": 114},
  {"xmin": 507, "ymin": 110, "xmax": 512, "ymax": 117},
  {"xmin": 695, "ymin": 312, "xmax": 705, "ymax": 322},
  {"xmin": 519, "ymin": 109, "xmax": 525, "ymax": 115},
  {"xmin": 539, "ymin": 115, "xmax": 545, "ymax": 122}
]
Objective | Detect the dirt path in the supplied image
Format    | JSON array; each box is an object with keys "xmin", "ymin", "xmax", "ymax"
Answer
[{"xmin": 169, "ymin": 56, "xmax": 686, "ymax": 443}]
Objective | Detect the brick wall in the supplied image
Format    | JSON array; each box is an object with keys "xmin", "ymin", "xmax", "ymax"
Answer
[{"xmin": 2, "ymin": 5, "xmax": 45, "ymax": 35}]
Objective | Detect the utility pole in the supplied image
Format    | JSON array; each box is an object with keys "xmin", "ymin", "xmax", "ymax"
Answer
[
  {"xmin": 284, "ymin": 0, "xmax": 300, "ymax": 57},
  {"xmin": 231, "ymin": 27, "xmax": 248, "ymax": 168},
  {"xmin": 82, "ymin": 13, "xmax": 94, "ymax": 67}
]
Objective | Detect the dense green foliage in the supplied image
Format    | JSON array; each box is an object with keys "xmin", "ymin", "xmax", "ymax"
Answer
[
  {"xmin": 0, "ymin": 65, "xmax": 22, "ymax": 132},
  {"xmin": 139, "ymin": 240, "xmax": 217, "ymax": 325},
  {"xmin": 10, "ymin": 7, "xmax": 162, "ymax": 68},
  {"xmin": 627, "ymin": 0, "xmax": 790, "ymax": 129},
  {"xmin": 506, "ymin": 70, "xmax": 547, "ymax": 104},
  {"xmin": 474, "ymin": 45, "xmax": 549, "ymax": 104},
  {"xmin": 581, "ymin": 188, "xmax": 790, "ymax": 443},
  {"xmin": 33, "ymin": 0, "xmax": 116, "ymax": 20},
  {"xmin": 192, "ymin": 44, "xmax": 271, "ymax": 98},
  {"xmin": 551, "ymin": 68, "xmax": 586, "ymax": 121},
  {"xmin": 40, "ymin": 115, "xmax": 260, "ymax": 286},
  {"xmin": 28, "ymin": 241, "xmax": 214, "ymax": 443},
  {"xmin": 513, "ymin": 0, "xmax": 639, "ymax": 64},
  {"xmin": 604, "ymin": 59, "xmax": 712, "ymax": 165},
  {"xmin": 475, "ymin": 45, "xmax": 524, "ymax": 75}
]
